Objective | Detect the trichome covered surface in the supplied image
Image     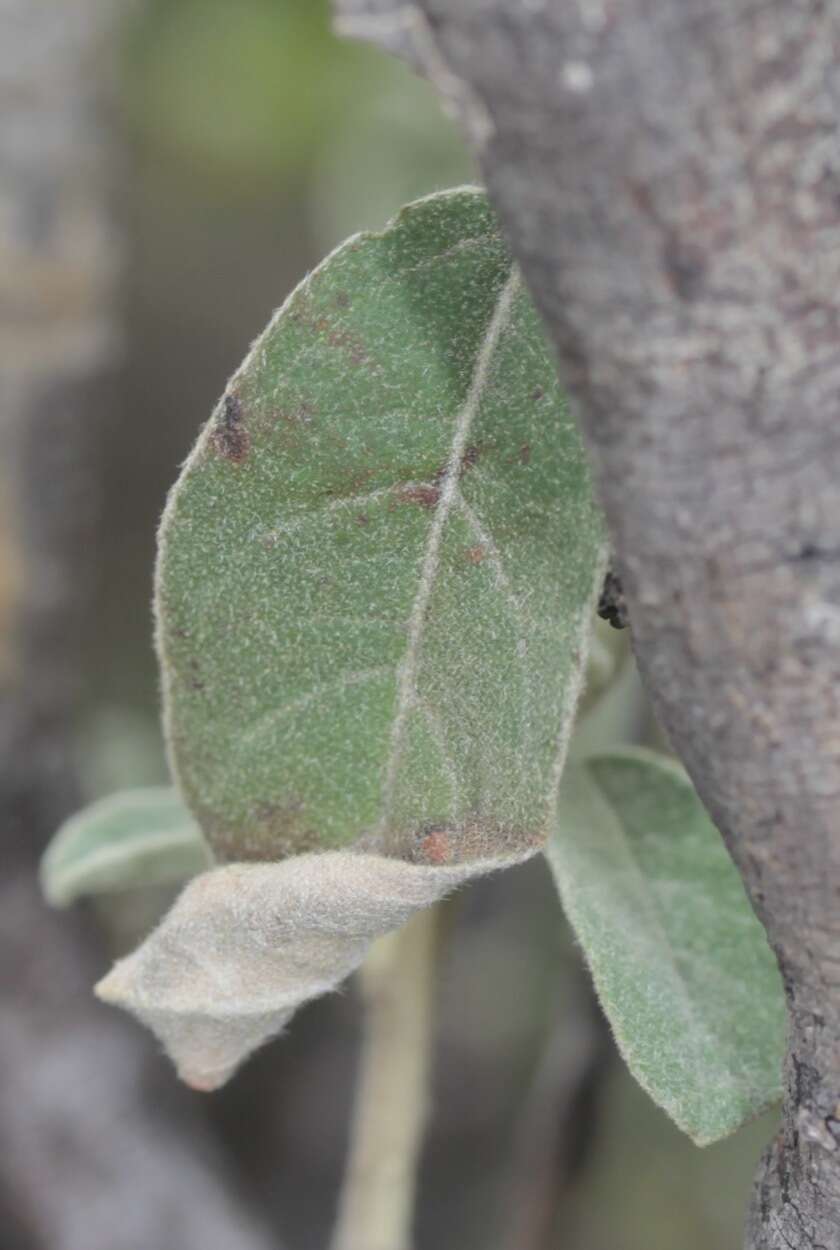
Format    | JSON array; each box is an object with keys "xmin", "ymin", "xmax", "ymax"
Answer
[{"xmin": 156, "ymin": 188, "xmax": 605, "ymax": 865}]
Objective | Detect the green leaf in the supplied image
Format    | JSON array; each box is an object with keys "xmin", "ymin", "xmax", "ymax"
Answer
[
  {"xmin": 546, "ymin": 747, "xmax": 785, "ymax": 1145},
  {"xmin": 156, "ymin": 188, "xmax": 606, "ymax": 863},
  {"xmin": 41, "ymin": 788, "xmax": 213, "ymax": 907}
]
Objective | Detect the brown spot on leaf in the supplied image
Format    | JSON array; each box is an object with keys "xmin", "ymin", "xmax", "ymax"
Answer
[
  {"xmin": 404, "ymin": 819, "xmax": 543, "ymax": 868},
  {"xmin": 205, "ymin": 798, "xmax": 321, "ymax": 862},
  {"xmin": 532, "ymin": 385, "xmax": 544, "ymax": 401},
  {"xmin": 273, "ymin": 399, "xmax": 317, "ymax": 439},
  {"xmin": 302, "ymin": 304, "xmax": 375, "ymax": 368},
  {"xmin": 325, "ymin": 467, "xmax": 376, "ymax": 504},
  {"xmin": 519, "ymin": 444, "xmax": 531, "ymax": 465},
  {"xmin": 335, "ymin": 291, "xmax": 351, "ymax": 308},
  {"xmin": 289, "ymin": 293, "xmax": 376, "ymax": 369},
  {"xmin": 185, "ymin": 654, "xmax": 205, "ymax": 693},
  {"xmin": 211, "ymin": 393, "xmax": 251, "ymax": 463},
  {"xmin": 394, "ymin": 484, "xmax": 441, "ymax": 510},
  {"xmin": 355, "ymin": 513, "xmax": 369, "ymax": 526},
  {"xmin": 417, "ymin": 827, "xmax": 451, "ymax": 865},
  {"xmin": 432, "ymin": 446, "xmax": 481, "ymax": 490},
  {"xmin": 461, "ymin": 444, "xmax": 480, "ymax": 472},
  {"xmin": 464, "ymin": 545, "xmax": 486, "ymax": 565}
]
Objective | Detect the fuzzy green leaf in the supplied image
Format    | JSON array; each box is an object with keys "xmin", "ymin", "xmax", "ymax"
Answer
[
  {"xmin": 41, "ymin": 788, "xmax": 213, "ymax": 907},
  {"xmin": 546, "ymin": 748, "xmax": 785, "ymax": 1145},
  {"xmin": 156, "ymin": 188, "xmax": 605, "ymax": 863}
]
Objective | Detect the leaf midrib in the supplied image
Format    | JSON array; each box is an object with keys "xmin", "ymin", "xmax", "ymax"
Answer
[
  {"xmin": 585, "ymin": 766, "xmax": 746, "ymax": 1101},
  {"xmin": 376, "ymin": 264, "xmax": 521, "ymax": 835}
]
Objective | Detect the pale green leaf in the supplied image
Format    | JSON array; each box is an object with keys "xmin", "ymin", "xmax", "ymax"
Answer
[
  {"xmin": 96, "ymin": 843, "xmax": 533, "ymax": 1090},
  {"xmin": 546, "ymin": 747, "xmax": 785, "ymax": 1145},
  {"xmin": 41, "ymin": 787, "xmax": 213, "ymax": 907},
  {"xmin": 156, "ymin": 188, "xmax": 606, "ymax": 863}
]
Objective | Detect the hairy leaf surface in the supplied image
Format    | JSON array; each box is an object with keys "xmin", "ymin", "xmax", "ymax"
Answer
[
  {"xmin": 546, "ymin": 748, "xmax": 786, "ymax": 1145},
  {"xmin": 41, "ymin": 788, "xmax": 212, "ymax": 907},
  {"xmin": 157, "ymin": 189, "xmax": 605, "ymax": 862},
  {"xmin": 96, "ymin": 843, "xmax": 533, "ymax": 1090}
]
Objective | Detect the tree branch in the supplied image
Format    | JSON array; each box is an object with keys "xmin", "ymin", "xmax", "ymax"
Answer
[{"xmin": 335, "ymin": 3, "xmax": 840, "ymax": 1246}]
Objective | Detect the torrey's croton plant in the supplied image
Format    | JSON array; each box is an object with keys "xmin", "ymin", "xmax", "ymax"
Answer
[{"xmin": 43, "ymin": 190, "xmax": 784, "ymax": 1145}]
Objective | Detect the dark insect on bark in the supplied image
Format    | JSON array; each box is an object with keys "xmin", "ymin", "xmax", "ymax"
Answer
[{"xmin": 597, "ymin": 567, "xmax": 628, "ymax": 630}]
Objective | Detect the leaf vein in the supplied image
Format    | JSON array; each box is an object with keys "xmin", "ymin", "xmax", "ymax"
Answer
[
  {"xmin": 587, "ymin": 777, "xmax": 744, "ymax": 1093},
  {"xmin": 377, "ymin": 266, "xmax": 521, "ymax": 832},
  {"xmin": 238, "ymin": 665, "xmax": 393, "ymax": 748},
  {"xmin": 456, "ymin": 495, "xmax": 535, "ymax": 633}
]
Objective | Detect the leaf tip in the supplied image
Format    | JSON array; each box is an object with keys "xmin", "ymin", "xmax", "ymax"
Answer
[
  {"xmin": 39, "ymin": 867, "xmax": 69, "ymax": 910},
  {"xmin": 177, "ymin": 1063, "xmax": 238, "ymax": 1093},
  {"xmin": 94, "ymin": 964, "xmax": 129, "ymax": 1007}
]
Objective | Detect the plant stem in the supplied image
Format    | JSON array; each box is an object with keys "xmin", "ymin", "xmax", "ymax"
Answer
[{"xmin": 330, "ymin": 905, "xmax": 443, "ymax": 1250}]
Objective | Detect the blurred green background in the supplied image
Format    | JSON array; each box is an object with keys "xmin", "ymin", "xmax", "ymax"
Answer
[{"xmin": 80, "ymin": 2, "xmax": 777, "ymax": 1247}]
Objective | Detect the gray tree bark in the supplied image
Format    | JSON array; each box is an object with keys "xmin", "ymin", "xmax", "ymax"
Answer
[
  {"xmin": 0, "ymin": 4, "xmax": 276, "ymax": 1246},
  {"xmin": 334, "ymin": 3, "xmax": 840, "ymax": 1248}
]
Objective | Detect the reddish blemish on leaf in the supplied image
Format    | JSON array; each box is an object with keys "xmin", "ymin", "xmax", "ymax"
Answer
[
  {"xmin": 394, "ymin": 484, "xmax": 441, "ymax": 510},
  {"xmin": 418, "ymin": 827, "xmax": 451, "ymax": 865},
  {"xmin": 464, "ymin": 545, "xmax": 487, "ymax": 565},
  {"xmin": 431, "ymin": 445, "xmax": 480, "ymax": 490},
  {"xmin": 292, "ymin": 300, "xmax": 375, "ymax": 369}
]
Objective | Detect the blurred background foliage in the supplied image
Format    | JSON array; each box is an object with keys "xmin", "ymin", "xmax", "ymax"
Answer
[{"xmin": 76, "ymin": 2, "xmax": 776, "ymax": 1246}]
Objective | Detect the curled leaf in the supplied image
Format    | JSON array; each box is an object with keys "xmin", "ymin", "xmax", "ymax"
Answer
[
  {"xmin": 96, "ymin": 846, "xmax": 534, "ymax": 1090},
  {"xmin": 41, "ymin": 787, "xmax": 213, "ymax": 907}
]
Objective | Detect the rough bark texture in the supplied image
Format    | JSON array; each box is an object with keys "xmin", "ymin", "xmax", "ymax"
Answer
[
  {"xmin": 0, "ymin": 4, "xmax": 276, "ymax": 1246},
  {"xmin": 335, "ymin": 3, "xmax": 840, "ymax": 1247}
]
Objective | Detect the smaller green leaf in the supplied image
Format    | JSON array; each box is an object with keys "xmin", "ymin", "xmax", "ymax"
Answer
[
  {"xmin": 546, "ymin": 747, "xmax": 785, "ymax": 1145},
  {"xmin": 41, "ymin": 788, "xmax": 213, "ymax": 907}
]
